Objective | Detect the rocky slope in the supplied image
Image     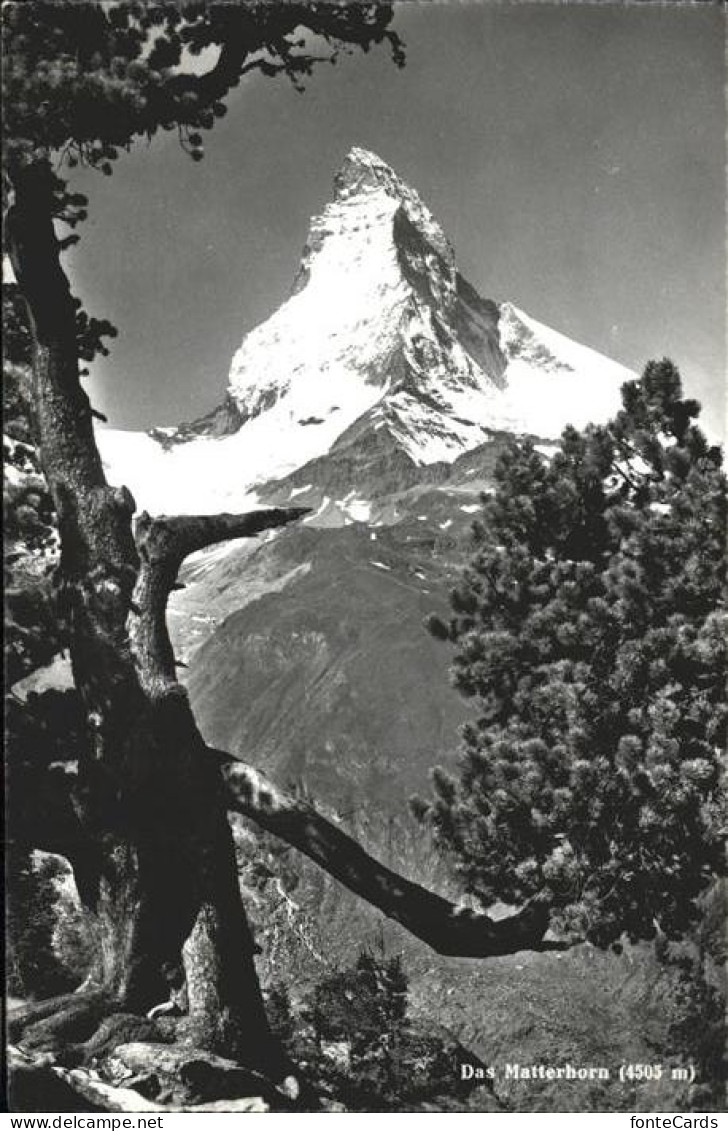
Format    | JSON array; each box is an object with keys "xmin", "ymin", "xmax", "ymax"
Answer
[
  {"xmin": 13, "ymin": 150, "xmax": 716, "ymax": 1114},
  {"xmin": 97, "ymin": 147, "xmax": 631, "ymax": 517},
  {"xmin": 171, "ymin": 443, "xmax": 505, "ymax": 810},
  {"xmin": 92, "ymin": 148, "xmax": 637, "ymax": 813},
  {"xmin": 16, "ymin": 147, "xmax": 636, "ymax": 812}
]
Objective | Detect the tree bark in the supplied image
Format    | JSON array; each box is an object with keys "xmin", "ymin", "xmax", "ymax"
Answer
[
  {"xmin": 130, "ymin": 509, "xmax": 308, "ymax": 697},
  {"xmin": 5, "ymin": 164, "xmax": 293, "ymax": 1078},
  {"xmin": 222, "ymin": 758, "xmax": 552, "ymax": 957},
  {"xmin": 6, "ymin": 155, "xmax": 554, "ymax": 1102}
]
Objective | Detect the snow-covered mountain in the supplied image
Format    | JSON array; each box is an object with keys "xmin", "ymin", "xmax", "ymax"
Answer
[
  {"xmin": 98, "ymin": 147, "xmax": 632, "ymax": 515},
  {"xmin": 20, "ymin": 148, "xmax": 638, "ymax": 810}
]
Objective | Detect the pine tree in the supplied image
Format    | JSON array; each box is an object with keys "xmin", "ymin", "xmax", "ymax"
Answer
[
  {"xmin": 2, "ymin": 0, "xmax": 406, "ymax": 1093},
  {"xmin": 418, "ymin": 361, "xmax": 727, "ymax": 946},
  {"xmin": 5, "ymin": 4, "xmax": 553, "ymax": 1108},
  {"xmin": 294, "ymin": 950, "xmax": 480, "ymax": 1111}
]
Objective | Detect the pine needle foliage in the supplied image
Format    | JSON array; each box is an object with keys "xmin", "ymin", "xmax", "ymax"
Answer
[{"xmin": 417, "ymin": 362, "xmax": 727, "ymax": 946}]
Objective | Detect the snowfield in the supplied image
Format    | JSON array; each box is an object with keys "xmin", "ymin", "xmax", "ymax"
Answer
[{"xmin": 98, "ymin": 147, "xmax": 633, "ymax": 515}]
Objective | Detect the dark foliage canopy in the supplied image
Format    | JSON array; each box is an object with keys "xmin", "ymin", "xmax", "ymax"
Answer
[
  {"xmin": 2, "ymin": 0, "xmax": 404, "ymax": 690},
  {"xmin": 2, "ymin": 0, "xmax": 403, "ymax": 384},
  {"xmin": 417, "ymin": 362, "xmax": 727, "ymax": 946},
  {"xmin": 3, "ymin": 1, "xmax": 402, "ymax": 213},
  {"xmin": 2, "ymin": 2, "xmax": 402, "ymax": 684}
]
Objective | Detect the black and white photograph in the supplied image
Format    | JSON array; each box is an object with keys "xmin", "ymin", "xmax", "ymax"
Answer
[{"xmin": 3, "ymin": 0, "xmax": 726, "ymax": 1117}]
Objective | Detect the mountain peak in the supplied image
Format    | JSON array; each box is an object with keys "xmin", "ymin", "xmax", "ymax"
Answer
[
  {"xmin": 339, "ymin": 144, "xmax": 392, "ymax": 175},
  {"xmin": 98, "ymin": 152, "xmax": 632, "ymax": 515},
  {"xmin": 334, "ymin": 145, "xmax": 406, "ymax": 200},
  {"xmin": 329, "ymin": 145, "xmax": 453, "ymax": 264}
]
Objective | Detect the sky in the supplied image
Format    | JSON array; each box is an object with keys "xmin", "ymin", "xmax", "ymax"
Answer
[{"xmin": 65, "ymin": 1, "xmax": 726, "ymax": 442}]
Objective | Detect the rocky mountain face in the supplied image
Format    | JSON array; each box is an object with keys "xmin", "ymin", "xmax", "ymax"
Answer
[
  {"xmin": 98, "ymin": 146, "xmax": 631, "ymax": 516},
  {"xmin": 95, "ymin": 148, "xmax": 634, "ymax": 814},
  {"xmin": 11, "ymin": 151, "xmax": 716, "ymax": 1113}
]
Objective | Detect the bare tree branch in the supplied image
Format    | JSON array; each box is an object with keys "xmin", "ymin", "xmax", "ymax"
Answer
[
  {"xmin": 135, "ymin": 508, "xmax": 310, "ymax": 566},
  {"xmin": 129, "ymin": 508, "xmax": 309, "ymax": 696},
  {"xmin": 219, "ymin": 755, "xmax": 553, "ymax": 958}
]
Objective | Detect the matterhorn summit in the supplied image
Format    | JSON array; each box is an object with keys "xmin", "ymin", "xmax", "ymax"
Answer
[
  {"xmin": 59, "ymin": 150, "xmax": 642, "ymax": 812},
  {"xmin": 98, "ymin": 147, "xmax": 632, "ymax": 514}
]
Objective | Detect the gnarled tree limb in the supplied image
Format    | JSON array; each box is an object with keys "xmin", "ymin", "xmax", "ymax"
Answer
[
  {"xmin": 129, "ymin": 508, "xmax": 309, "ymax": 696},
  {"xmin": 135, "ymin": 508, "xmax": 310, "ymax": 564},
  {"xmin": 219, "ymin": 755, "xmax": 553, "ymax": 958}
]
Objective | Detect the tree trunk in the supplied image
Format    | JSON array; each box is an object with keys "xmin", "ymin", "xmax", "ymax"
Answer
[
  {"xmin": 5, "ymin": 164, "xmax": 288, "ymax": 1079},
  {"xmin": 5, "ymin": 159, "xmax": 553, "ymax": 1106}
]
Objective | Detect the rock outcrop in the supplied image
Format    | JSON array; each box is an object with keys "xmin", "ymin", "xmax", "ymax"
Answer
[{"xmin": 97, "ymin": 147, "xmax": 631, "ymax": 516}]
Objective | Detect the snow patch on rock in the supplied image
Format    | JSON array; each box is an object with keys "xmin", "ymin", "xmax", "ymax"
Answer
[{"xmin": 97, "ymin": 147, "xmax": 633, "ymax": 514}]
